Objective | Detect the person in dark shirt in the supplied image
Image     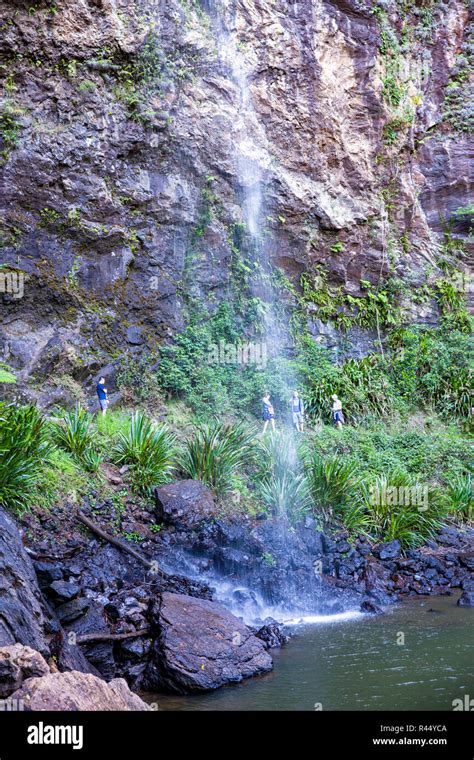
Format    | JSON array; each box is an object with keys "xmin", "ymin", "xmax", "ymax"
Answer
[
  {"xmin": 262, "ymin": 391, "xmax": 276, "ymax": 433},
  {"xmin": 96, "ymin": 376, "xmax": 108, "ymax": 416}
]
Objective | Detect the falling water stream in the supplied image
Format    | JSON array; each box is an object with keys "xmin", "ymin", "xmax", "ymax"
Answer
[{"xmin": 210, "ymin": 0, "xmax": 290, "ymax": 360}]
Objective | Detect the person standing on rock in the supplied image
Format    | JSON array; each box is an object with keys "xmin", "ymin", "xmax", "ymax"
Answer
[
  {"xmin": 331, "ymin": 393, "xmax": 344, "ymax": 428},
  {"xmin": 290, "ymin": 390, "xmax": 304, "ymax": 432},
  {"xmin": 96, "ymin": 376, "xmax": 109, "ymax": 416},
  {"xmin": 262, "ymin": 391, "xmax": 276, "ymax": 433}
]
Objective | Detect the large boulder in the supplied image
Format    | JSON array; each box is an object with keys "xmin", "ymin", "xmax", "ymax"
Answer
[
  {"xmin": 11, "ymin": 671, "xmax": 150, "ymax": 711},
  {"xmin": 0, "ymin": 645, "xmax": 50, "ymax": 698},
  {"xmin": 154, "ymin": 480, "xmax": 216, "ymax": 529},
  {"xmin": 144, "ymin": 592, "xmax": 273, "ymax": 693},
  {"xmin": 0, "ymin": 507, "xmax": 49, "ymax": 655}
]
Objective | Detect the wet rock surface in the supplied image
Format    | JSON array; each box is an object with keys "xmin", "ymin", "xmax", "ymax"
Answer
[{"xmin": 143, "ymin": 592, "xmax": 273, "ymax": 694}]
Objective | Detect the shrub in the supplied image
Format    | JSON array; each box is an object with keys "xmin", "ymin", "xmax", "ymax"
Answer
[
  {"xmin": 304, "ymin": 451, "xmax": 361, "ymax": 522},
  {"xmin": 116, "ymin": 354, "xmax": 162, "ymax": 404},
  {"xmin": 113, "ymin": 412, "xmax": 176, "ymax": 495},
  {"xmin": 31, "ymin": 448, "xmax": 91, "ymax": 510},
  {"xmin": 257, "ymin": 432, "xmax": 300, "ymax": 481},
  {"xmin": 259, "ymin": 471, "xmax": 311, "ymax": 522},
  {"xmin": 178, "ymin": 420, "xmax": 256, "ymax": 494},
  {"xmin": 308, "ymin": 422, "xmax": 472, "ymax": 484},
  {"xmin": 357, "ymin": 469, "xmax": 446, "ymax": 548},
  {"xmin": 95, "ymin": 410, "xmax": 130, "ymax": 452},
  {"xmin": 442, "ymin": 474, "xmax": 473, "ymax": 521},
  {"xmin": 53, "ymin": 406, "xmax": 95, "ymax": 458},
  {"xmin": 0, "ymin": 403, "xmax": 53, "ymax": 513},
  {"xmin": 52, "ymin": 405, "xmax": 103, "ymax": 472},
  {"xmin": 80, "ymin": 447, "xmax": 103, "ymax": 474}
]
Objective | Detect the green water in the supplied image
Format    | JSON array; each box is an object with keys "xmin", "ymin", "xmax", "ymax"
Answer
[{"xmin": 151, "ymin": 595, "xmax": 473, "ymax": 711}]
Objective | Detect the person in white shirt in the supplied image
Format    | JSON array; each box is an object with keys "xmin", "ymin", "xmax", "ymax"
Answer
[{"xmin": 331, "ymin": 394, "xmax": 344, "ymax": 428}]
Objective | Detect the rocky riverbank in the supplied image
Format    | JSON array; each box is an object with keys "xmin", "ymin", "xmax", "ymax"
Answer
[{"xmin": 1, "ymin": 477, "xmax": 472, "ymax": 707}]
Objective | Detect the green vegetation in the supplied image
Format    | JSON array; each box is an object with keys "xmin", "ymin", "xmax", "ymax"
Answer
[
  {"xmin": 0, "ymin": 403, "xmax": 53, "ymax": 513},
  {"xmin": 0, "ymin": 362, "xmax": 16, "ymax": 383},
  {"xmin": 299, "ymin": 424, "xmax": 471, "ymax": 547},
  {"xmin": 299, "ymin": 270, "xmax": 402, "ymax": 333},
  {"xmin": 0, "ymin": 396, "xmax": 471, "ymax": 549},
  {"xmin": 178, "ymin": 420, "xmax": 255, "ymax": 495},
  {"xmin": 356, "ymin": 470, "xmax": 445, "ymax": 548},
  {"xmin": 53, "ymin": 406, "xmax": 103, "ymax": 473},
  {"xmin": 0, "ymin": 101, "xmax": 25, "ymax": 163},
  {"xmin": 256, "ymin": 433, "xmax": 310, "ymax": 520},
  {"xmin": 112, "ymin": 411, "xmax": 176, "ymax": 495},
  {"xmin": 150, "ymin": 302, "xmax": 269, "ymax": 413},
  {"xmin": 442, "ymin": 20, "xmax": 473, "ymax": 133},
  {"xmin": 304, "ymin": 452, "xmax": 360, "ymax": 524},
  {"xmin": 442, "ymin": 474, "xmax": 473, "ymax": 521}
]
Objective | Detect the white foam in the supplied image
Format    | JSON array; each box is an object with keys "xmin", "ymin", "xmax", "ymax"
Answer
[{"xmin": 283, "ymin": 610, "xmax": 365, "ymax": 626}]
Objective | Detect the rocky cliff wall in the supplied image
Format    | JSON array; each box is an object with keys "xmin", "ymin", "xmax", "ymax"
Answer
[{"xmin": 0, "ymin": 0, "xmax": 471, "ymax": 392}]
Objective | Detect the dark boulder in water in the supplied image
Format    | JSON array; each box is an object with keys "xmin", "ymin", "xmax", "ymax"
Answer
[
  {"xmin": 143, "ymin": 592, "xmax": 272, "ymax": 693},
  {"xmin": 254, "ymin": 619, "xmax": 289, "ymax": 648},
  {"xmin": 360, "ymin": 599, "xmax": 384, "ymax": 615}
]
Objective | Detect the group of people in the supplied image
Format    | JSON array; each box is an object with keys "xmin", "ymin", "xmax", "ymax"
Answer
[
  {"xmin": 262, "ymin": 390, "xmax": 344, "ymax": 433},
  {"xmin": 96, "ymin": 376, "xmax": 344, "ymax": 432}
]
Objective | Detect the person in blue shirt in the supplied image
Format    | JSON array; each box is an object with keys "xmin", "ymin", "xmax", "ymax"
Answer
[
  {"xmin": 96, "ymin": 376, "xmax": 108, "ymax": 416},
  {"xmin": 290, "ymin": 390, "xmax": 304, "ymax": 432}
]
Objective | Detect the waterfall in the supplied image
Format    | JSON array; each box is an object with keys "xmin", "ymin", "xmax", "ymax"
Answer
[
  {"xmin": 209, "ymin": 1, "xmax": 291, "ymax": 364},
  {"xmin": 210, "ymin": 1, "xmax": 267, "ymax": 242},
  {"xmin": 152, "ymin": 3, "xmax": 363, "ymax": 625}
]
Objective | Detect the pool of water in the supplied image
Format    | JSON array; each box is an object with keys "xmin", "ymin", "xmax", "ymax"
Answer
[{"xmin": 149, "ymin": 594, "xmax": 474, "ymax": 711}]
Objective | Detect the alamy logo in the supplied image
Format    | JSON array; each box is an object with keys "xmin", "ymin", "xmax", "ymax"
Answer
[
  {"xmin": 0, "ymin": 269, "xmax": 24, "ymax": 299},
  {"xmin": 27, "ymin": 722, "xmax": 83, "ymax": 750},
  {"xmin": 207, "ymin": 339, "xmax": 267, "ymax": 369},
  {"xmin": 369, "ymin": 484, "xmax": 429, "ymax": 512},
  {"xmin": 452, "ymin": 695, "xmax": 474, "ymax": 711},
  {"xmin": 0, "ymin": 697, "xmax": 24, "ymax": 711}
]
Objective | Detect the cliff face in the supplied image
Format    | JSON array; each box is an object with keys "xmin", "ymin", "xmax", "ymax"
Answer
[{"xmin": 0, "ymin": 0, "xmax": 472, "ymax": 394}]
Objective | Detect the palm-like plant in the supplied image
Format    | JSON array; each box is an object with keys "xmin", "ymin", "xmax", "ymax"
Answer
[
  {"xmin": 259, "ymin": 471, "xmax": 311, "ymax": 522},
  {"xmin": 178, "ymin": 420, "xmax": 256, "ymax": 494},
  {"xmin": 113, "ymin": 411, "xmax": 176, "ymax": 495},
  {"xmin": 257, "ymin": 431, "xmax": 299, "ymax": 481},
  {"xmin": 304, "ymin": 451, "xmax": 360, "ymax": 522},
  {"xmin": 53, "ymin": 406, "xmax": 95, "ymax": 458},
  {"xmin": 443, "ymin": 473, "xmax": 473, "ymax": 521},
  {"xmin": 0, "ymin": 403, "xmax": 53, "ymax": 513},
  {"xmin": 358, "ymin": 469, "xmax": 446, "ymax": 548}
]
